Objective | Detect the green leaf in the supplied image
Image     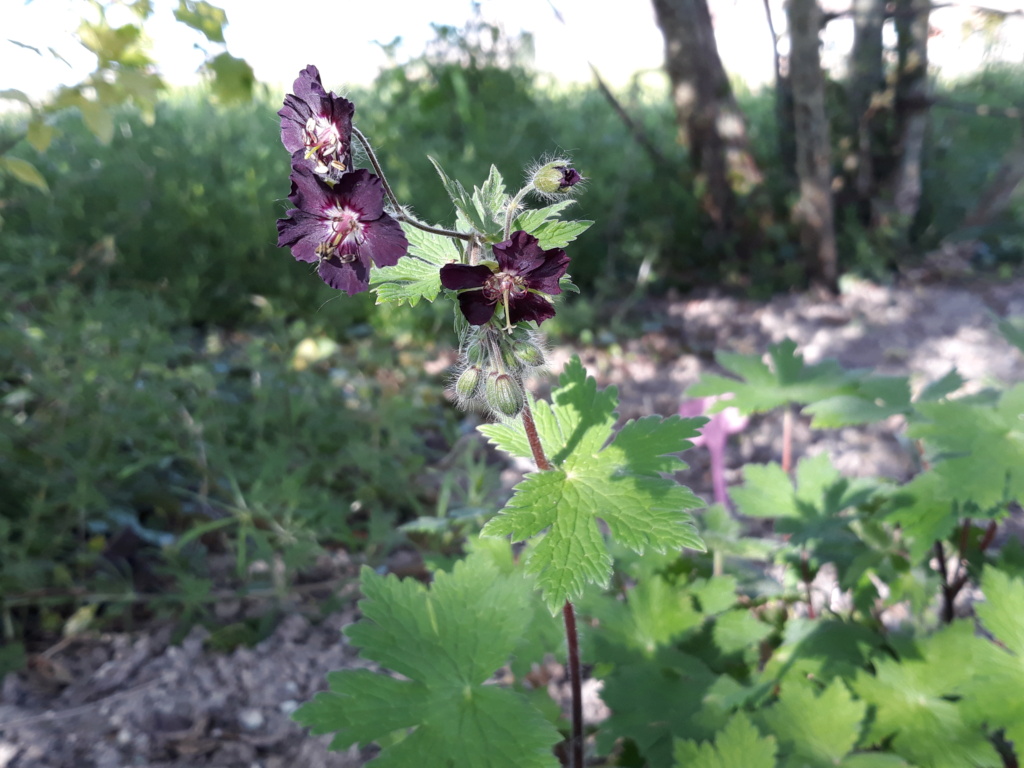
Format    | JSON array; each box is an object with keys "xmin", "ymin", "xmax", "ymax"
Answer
[
  {"xmin": 690, "ymin": 575, "xmax": 740, "ymax": 615},
  {"xmin": 597, "ymin": 646, "xmax": 727, "ymax": 768},
  {"xmin": 713, "ymin": 609, "xmax": 772, "ymax": 656},
  {"xmin": 591, "ymin": 574, "xmax": 704, "ymax": 654},
  {"xmin": 759, "ymin": 618, "xmax": 882, "ymax": 688},
  {"xmin": 886, "ymin": 471, "xmax": 958, "ymax": 561},
  {"xmin": 26, "ymin": 118, "xmax": 55, "ymax": 152},
  {"xmin": 513, "ymin": 200, "xmax": 577, "ymax": 233},
  {"xmin": 761, "ymin": 679, "xmax": 865, "ymax": 766},
  {"xmin": 916, "ymin": 368, "xmax": 964, "ymax": 402},
  {"xmin": 960, "ymin": 567, "xmax": 1024, "ymax": 747},
  {"xmin": 688, "ymin": 339, "xmax": 861, "ymax": 415},
  {"xmin": 473, "ymin": 164, "xmax": 507, "ymax": 228},
  {"xmin": 731, "ymin": 463, "xmax": 800, "ymax": 519},
  {"xmin": 805, "ymin": 376, "xmax": 911, "ymax": 427},
  {"xmin": 0, "ymin": 88, "xmax": 32, "ymax": 106},
  {"xmin": 852, "ymin": 621, "xmax": 1001, "ymax": 768},
  {"xmin": 527, "ymin": 219, "xmax": 594, "ymax": 249},
  {"xmin": 997, "ymin": 315, "xmax": 1024, "ymax": 356},
  {"xmin": 205, "ymin": 53, "xmax": 254, "ymax": 104},
  {"xmin": 293, "ymin": 557, "xmax": 560, "ymax": 767},
  {"xmin": 909, "ymin": 384, "xmax": 1024, "ymax": 510},
  {"xmin": 674, "ymin": 712, "xmax": 778, "ymax": 768},
  {"xmin": 173, "ymin": 0, "xmax": 227, "ymax": 42},
  {"xmin": 78, "ymin": 100, "xmax": 115, "ymax": 144},
  {"xmin": 427, "ymin": 156, "xmax": 499, "ymax": 235},
  {"xmin": 481, "ymin": 357, "xmax": 705, "ymax": 612},
  {"xmin": 0, "ymin": 156, "xmax": 48, "ymax": 192},
  {"xmin": 370, "ymin": 222, "xmax": 460, "ymax": 305}
]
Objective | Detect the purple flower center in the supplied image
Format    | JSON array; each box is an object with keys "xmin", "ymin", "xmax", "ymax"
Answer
[
  {"xmin": 316, "ymin": 205, "xmax": 365, "ymax": 262},
  {"xmin": 303, "ymin": 114, "xmax": 348, "ymax": 174}
]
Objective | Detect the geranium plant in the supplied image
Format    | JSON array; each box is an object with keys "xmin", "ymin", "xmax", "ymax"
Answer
[{"xmin": 275, "ymin": 65, "xmax": 707, "ymax": 767}]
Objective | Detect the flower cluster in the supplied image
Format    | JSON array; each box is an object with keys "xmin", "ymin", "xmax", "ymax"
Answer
[
  {"xmin": 452, "ymin": 325, "xmax": 548, "ymax": 418},
  {"xmin": 276, "ymin": 66, "xmax": 408, "ymax": 295}
]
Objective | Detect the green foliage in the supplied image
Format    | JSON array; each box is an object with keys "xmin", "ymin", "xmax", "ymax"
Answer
[
  {"xmin": 962, "ymin": 567, "xmax": 1024, "ymax": 748},
  {"xmin": 909, "ymin": 384, "xmax": 1024, "ymax": 510},
  {"xmin": 293, "ymin": 554, "xmax": 561, "ymax": 767},
  {"xmin": 480, "ymin": 357, "xmax": 706, "ymax": 611},
  {"xmin": 688, "ymin": 339, "xmax": 861, "ymax": 417},
  {"xmin": 371, "ymin": 222, "xmax": 461, "ymax": 306},
  {"xmin": 0, "ymin": 259, "xmax": 462, "ymax": 642},
  {"xmin": 674, "ymin": 713, "xmax": 777, "ymax": 768}
]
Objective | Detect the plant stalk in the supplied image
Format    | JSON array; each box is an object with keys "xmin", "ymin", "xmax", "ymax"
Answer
[
  {"xmin": 520, "ymin": 402, "xmax": 583, "ymax": 768},
  {"xmin": 351, "ymin": 126, "xmax": 471, "ymax": 241}
]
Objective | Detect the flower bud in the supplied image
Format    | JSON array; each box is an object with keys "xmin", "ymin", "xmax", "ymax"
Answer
[
  {"xmin": 465, "ymin": 340, "xmax": 486, "ymax": 366},
  {"xmin": 511, "ymin": 340, "xmax": 544, "ymax": 368},
  {"xmin": 531, "ymin": 161, "xmax": 583, "ymax": 195},
  {"xmin": 485, "ymin": 373, "xmax": 525, "ymax": 418},
  {"xmin": 455, "ymin": 365, "xmax": 483, "ymax": 400}
]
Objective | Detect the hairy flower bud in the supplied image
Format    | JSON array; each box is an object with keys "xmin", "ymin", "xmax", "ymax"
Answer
[
  {"xmin": 455, "ymin": 365, "xmax": 483, "ymax": 400},
  {"xmin": 531, "ymin": 160, "xmax": 583, "ymax": 196},
  {"xmin": 511, "ymin": 340, "xmax": 545, "ymax": 368},
  {"xmin": 485, "ymin": 373, "xmax": 525, "ymax": 418}
]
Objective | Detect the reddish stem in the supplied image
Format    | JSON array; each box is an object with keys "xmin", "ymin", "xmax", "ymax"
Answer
[
  {"xmin": 521, "ymin": 403, "xmax": 553, "ymax": 471},
  {"xmin": 562, "ymin": 601, "xmax": 585, "ymax": 768},
  {"xmin": 520, "ymin": 402, "xmax": 582, "ymax": 767},
  {"xmin": 781, "ymin": 405, "xmax": 794, "ymax": 474}
]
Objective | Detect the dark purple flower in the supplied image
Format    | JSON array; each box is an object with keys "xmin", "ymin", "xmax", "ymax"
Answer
[
  {"xmin": 276, "ymin": 166, "xmax": 408, "ymax": 295},
  {"xmin": 440, "ymin": 231, "xmax": 570, "ymax": 327},
  {"xmin": 278, "ymin": 65, "xmax": 355, "ymax": 180}
]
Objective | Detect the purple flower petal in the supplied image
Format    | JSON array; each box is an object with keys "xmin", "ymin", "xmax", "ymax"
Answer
[
  {"xmin": 440, "ymin": 264, "xmax": 492, "ymax": 291},
  {"xmin": 457, "ymin": 291, "xmax": 499, "ymax": 325},
  {"xmin": 278, "ymin": 66, "xmax": 354, "ymax": 180},
  {"xmin": 277, "ymin": 166, "xmax": 408, "ymax": 294},
  {"xmin": 507, "ymin": 294, "xmax": 556, "ymax": 325},
  {"xmin": 317, "ymin": 253, "xmax": 371, "ymax": 295}
]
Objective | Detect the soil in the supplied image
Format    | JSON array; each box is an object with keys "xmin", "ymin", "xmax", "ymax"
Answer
[{"xmin": 3, "ymin": 274, "xmax": 1024, "ymax": 768}]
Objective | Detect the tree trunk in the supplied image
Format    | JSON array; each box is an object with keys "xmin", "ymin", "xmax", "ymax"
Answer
[
  {"xmin": 889, "ymin": 0, "xmax": 930, "ymax": 223},
  {"xmin": 762, "ymin": 0, "xmax": 796, "ymax": 180},
  {"xmin": 847, "ymin": 0, "xmax": 887, "ymax": 213},
  {"xmin": 651, "ymin": 0, "xmax": 762, "ymax": 237},
  {"xmin": 787, "ymin": 0, "xmax": 838, "ymax": 290}
]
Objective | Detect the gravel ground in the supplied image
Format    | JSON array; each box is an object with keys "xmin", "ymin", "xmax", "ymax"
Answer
[{"xmin": 3, "ymin": 275, "xmax": 1023, "ymax": 768}]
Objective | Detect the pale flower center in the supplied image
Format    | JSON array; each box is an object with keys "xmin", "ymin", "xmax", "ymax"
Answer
[
  {"xmin": 304, "ymin": 115, "xmax": 347, "ymax": 174},
  {"xmin": 316, "ymin": 206, "xmax": 365, "ymax": 263}
]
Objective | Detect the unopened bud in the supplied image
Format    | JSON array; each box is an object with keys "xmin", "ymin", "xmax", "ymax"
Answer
[
  {"xmin": 512, "ymin": 340, "xmax": 544, "ymax": 368},
  {"xmin": 532, "ymin": 161, "xmax": 583, "ymax": 195},
  {"xmin": 485, "ymin": 373, "xmax": 525, "ymax": 418},
  {"xmin": 455, "ymin": 365, "xmax": 483, "ymax": 400},
  {"xmin": 466, "ymin": 341, "xmax": 485, "ymax": 366}
]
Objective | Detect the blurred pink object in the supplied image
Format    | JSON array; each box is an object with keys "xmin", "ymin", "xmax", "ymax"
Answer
[{"xmin": 678, "ymin": 395, "xmax": 748, "ymax": 507}]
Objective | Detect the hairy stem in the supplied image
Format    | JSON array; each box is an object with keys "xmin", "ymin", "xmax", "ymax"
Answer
[
  {"xmin": 520, "ymin": 402, "xmax": 553, "ymax": 471},
  {"xmin": 520, "ymin": 403, "xmax": 582, "ymax": 767},
  {"xmin": 352, "ymin": 126, "xmax": 471, "ymax": 241},
  {"xmin": 504, "ymin": 186, "xmax": 531, "ymax": 241}
]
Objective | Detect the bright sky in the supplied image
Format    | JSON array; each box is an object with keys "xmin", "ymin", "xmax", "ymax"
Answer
[
  {"xmin": 2, "ymin": 0, "xmax": 679, "ymax": 100},
  {"xmin": 4, "ymin": 0, "xmax": 1021, "ymax": 106}
]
